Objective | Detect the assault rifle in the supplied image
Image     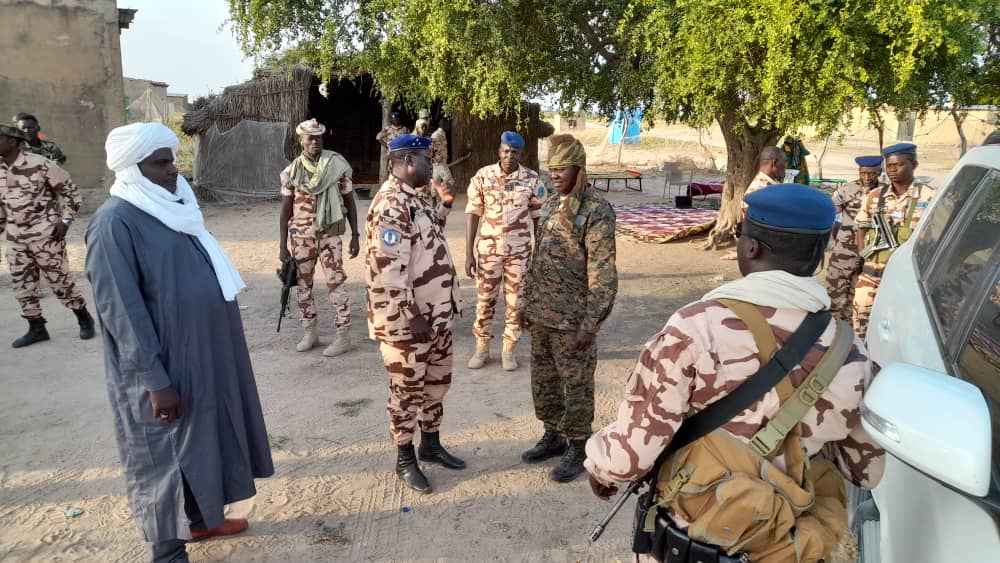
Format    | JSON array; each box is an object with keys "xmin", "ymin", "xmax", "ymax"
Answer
[
  {"xmin": 590, "ymin": 480, "xmax": 644, "ymax": 542},
  {"xmin": 860, "ymin": 211, "xmax": 899, "ymax": 260},
  {"xmin": 277, "ymin": 257, "xmax": 298, "ymax": 332}
]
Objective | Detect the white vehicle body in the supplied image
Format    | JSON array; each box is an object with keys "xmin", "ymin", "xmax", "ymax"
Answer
[{"xmin": 857, "ymin": 146, "xmax": 1000, "ymax": 563}]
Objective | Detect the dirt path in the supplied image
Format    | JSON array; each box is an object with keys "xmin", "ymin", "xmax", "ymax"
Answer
[{"xmin": 0, "ymin": 186, "xmax": 860, "ymax": 561}]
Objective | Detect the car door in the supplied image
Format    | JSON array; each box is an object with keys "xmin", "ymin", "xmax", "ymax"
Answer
[{"xmin": 873, "ymin": 165, "xmax": 1000, "ymax": 563}]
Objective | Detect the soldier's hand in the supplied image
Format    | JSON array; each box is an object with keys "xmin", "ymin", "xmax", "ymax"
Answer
[
  {"xmin": 516, "ymin": 308, "xmax": 532, "ymax": 330},
  {"xmin": 149, "ymin": 386, "xmax": 182, "ymax": 423},
  {"xmin": 409, "ymin": 315, "xmax": 432, "ymax": 343},
  {"xmin": 432, "ymin": 178, "xmax": 454, "ymax": 205},
  {"xmin": 854, "ymin": 257, "xmax": 865, "ymax": 276},
  {"xmin": 589, "ymin": 474, "xmax": 618, "ymax": 500},
  {"xmin": 279, "ymin": 246, "xmax": 291, "ymax": 263},
  {"xmin": 572, "ymin": 327, "xmax": 596, "ymax": 351},
  {"xmin": 465, "ymin": 256, "xmax": 477, "ymax": 279},
  {"xmin": 51, "ymin": 221, "xmax": 69, "ymax": 241},
  {"xmin": 349, "ymin": 235, "xmax": 360, "ymax": 259}
]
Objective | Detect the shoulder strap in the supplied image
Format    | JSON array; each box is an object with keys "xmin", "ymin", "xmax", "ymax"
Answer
[
  {"xmin": 650, "ymin": 307, "xmax": 832, "ymax": 475},
  {"xmin": 717, "ymin": 298, "xmax": 794, "ymax": 402},
  {"xmin": 749, "ymin": 318, "xmax": 854, "ymax": 457}
]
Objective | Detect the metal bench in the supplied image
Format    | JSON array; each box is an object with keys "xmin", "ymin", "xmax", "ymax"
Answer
[{"xmin": 591, "ymin": 170, "xmax": 643, "ymax": 192}]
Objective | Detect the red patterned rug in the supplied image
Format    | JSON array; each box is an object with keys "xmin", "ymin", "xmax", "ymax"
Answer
[{"xmin": 613, "ymin": 203, "xmax": 718, "ymax": 243}]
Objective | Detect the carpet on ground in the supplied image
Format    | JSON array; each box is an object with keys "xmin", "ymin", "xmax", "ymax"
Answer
[{"xmin": 613, "ymin": 203, "xmax": 718, "ymax": 243}]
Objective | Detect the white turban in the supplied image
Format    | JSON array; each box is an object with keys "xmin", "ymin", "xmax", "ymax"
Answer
[
  {"xmin": 105, "ymin": 122, "xmax": 178, "ymax": 172},
  {"xmin": 105, "ymin": 122, "xmax": 246, "ymax": 301}
]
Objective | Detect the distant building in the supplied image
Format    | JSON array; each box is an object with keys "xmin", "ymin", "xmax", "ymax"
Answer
[
  {"xmin": 167, "ymin": 93, "xmax": 191, "ymax": 116},
  {"xmin": 0, "ymin": 0, "xmax": 133, "ymax": 209}
]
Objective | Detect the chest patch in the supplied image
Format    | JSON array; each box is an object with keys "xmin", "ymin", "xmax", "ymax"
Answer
[{"xmin": 381, "ymin": 229, "xmax": 402, "ymax": 247}]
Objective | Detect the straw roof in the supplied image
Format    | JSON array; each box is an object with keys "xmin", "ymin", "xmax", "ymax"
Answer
[{"xmin": 181, "ymin": 64, "xmax": 314, "ymax": 141}]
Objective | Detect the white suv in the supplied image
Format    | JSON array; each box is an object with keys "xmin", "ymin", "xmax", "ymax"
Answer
[{"xmin": 856, "ymin": 145, "xmax": 1000, "ymax": 562}]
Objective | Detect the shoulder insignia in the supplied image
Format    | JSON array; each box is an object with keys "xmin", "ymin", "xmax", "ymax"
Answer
[
  {"xmin": 538, "ymin": 185, "xmax": 546, "ymax": 198},
  {"xmin": 381, "ymin": 229, "xmax": 402, "ymax": 247}
]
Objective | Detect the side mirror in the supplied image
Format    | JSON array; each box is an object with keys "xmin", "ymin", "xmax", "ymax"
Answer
[{"xmin": 861, "ymin": 362, "xmax": 991, "ymax": 497}]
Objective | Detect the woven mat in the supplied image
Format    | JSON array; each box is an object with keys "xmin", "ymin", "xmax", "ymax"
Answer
[{"xmin": 613, "ymin": 203, "xmax": 718, "ymax": 243}]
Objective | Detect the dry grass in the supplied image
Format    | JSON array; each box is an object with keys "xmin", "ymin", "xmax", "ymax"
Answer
[{"xmin": 168, "ymin": 116, "xmax": 195, "ymax": 175}]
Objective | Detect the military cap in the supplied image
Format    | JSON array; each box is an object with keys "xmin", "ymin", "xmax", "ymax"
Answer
[
  {"xmin": 388, "ymin": 133, "xmax": 432, "ymax": 153},
  {"xmin": 744, "ymin": 183, "xmax": 835, "ymax": 234},
  {"xmin": 854, "ymin": 155, "xmax": 883, "ymax": 168},
  {"xmin": 390, "ymin": 111, "xmax": 401, "ymax": 119},
  {"xmin": 0, "ymin": 124, "xmax": 28, "ymax": 141},
  {"xmin": 882, "ymin": 142, "xmax": 917, "ymax": 157},
  {"xmin": 501, "ymin": 130, "xmax": 525, "ymax": 148}
]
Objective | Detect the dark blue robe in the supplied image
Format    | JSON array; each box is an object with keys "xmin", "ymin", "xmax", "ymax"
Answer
[{"xmin": 84, "ymin": 197, "xmax": 273, "ymax": 542}]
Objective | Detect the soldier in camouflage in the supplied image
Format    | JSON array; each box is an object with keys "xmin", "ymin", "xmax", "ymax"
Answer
[
  {"xmin": 279, "ymin": 119, "xmax": 359, "ymax": 357},
  {"xmin": 853, "ymin": 143, "xmax": 934, "ymax": 339},
  {"xmin": 0, "ymin": 125, "xmax": 94, "ymax": 347},
  {"xmin": 516, "ymin": 134, "xmax": 618, "ymax": 483},
  {"xmin": 587, "ymin": 184, "xmax": 884, "ymax": 563},
  {"xmin": 16, "ymin": 114, "xmax": 67, "ymax": 165},
  {"xmin": 375, "ymin": 112, "xmax": 410, "ymax": 149},
  {"xmin": 824, "ymin": 155, "xmax": 883, "ymax": 321},
  {"xmin": 365, "ymin": 134, "xmax": 465, "ymax": 494},
  {"xmin": 465, "ymin": 131, "xmax": 545, "ymax": 372}
]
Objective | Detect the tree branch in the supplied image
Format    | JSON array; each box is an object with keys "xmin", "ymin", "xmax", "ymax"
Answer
[{"xmin": 574, "ymin": 15, "xmax": 620, "ymax": 65}]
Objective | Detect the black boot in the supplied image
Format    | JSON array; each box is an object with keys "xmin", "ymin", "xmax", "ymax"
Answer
[
  {"xmin": 550, "ymin": 440, "xmax": 587, "ymax": 483},
  {"xmin": 521, "ymin": 431, "xmax": 568, "ymax": 464},
  {"xmin": 12, "ymin": 317, "xmax": 50, "ymax": 348},
  {"xmin": 417, "ymin": 431, "xmax": 467, "ymax": 469},
  {"xmin": 74, "ymin": 308, "xmax": 95, "ymax": 340},
  {"xmin": 396, "ymin": 444, "xmax": 432, "ymax": 494}
]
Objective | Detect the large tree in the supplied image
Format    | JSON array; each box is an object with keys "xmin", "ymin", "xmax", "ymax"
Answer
[{"xmin": 228, "ymin": 0, "xmax": 995, "ymax": 246}]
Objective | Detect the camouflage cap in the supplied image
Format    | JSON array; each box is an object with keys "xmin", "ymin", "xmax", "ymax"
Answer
[{"xmin": 0, "ymin": 124, "xmax": 28, "ymax": 141}]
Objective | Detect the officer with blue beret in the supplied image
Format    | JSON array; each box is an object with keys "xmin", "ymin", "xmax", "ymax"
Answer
[
  {"xmin": 824, "ymin": 155, "xmax": 885, "ymax": 321},
  {"xmin": 852, "ymin": 142, "xmax": 935, "ymax": 338}
]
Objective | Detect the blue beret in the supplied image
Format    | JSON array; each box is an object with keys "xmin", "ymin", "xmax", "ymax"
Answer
[
  {"xmin": 744, "ymin": 183, "xmax": 835, "ymax": 234},
  {"xmin": 855, "ymin": 155, "xmax": 883, "ymax": 168},
  {"xmin": 500, "ymin": 131, "xmax": 525, "ymax": 149},
  {"xmin": 388, "ymin": 134, "xmax": 431, "ymax": 153},
  {"xmin": 883, "ymin": 142, "xmax": 917, "ymax": 157},
  {"xmin": 390, "ymin": 112, "xmax": 401, "ymax": 118}
]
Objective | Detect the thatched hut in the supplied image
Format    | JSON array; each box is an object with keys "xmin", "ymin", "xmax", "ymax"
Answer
[{"xmin": 182, "ymin": 65, "xmax": 553, "ymax": 201}]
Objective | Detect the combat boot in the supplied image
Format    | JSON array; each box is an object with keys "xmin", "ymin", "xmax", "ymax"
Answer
[
  {"xmin": 501, "ymin": 340, "xmax": 518, "ymax": 371},
  {"xmin": 467, "ymin": 337, "xmax": 491, "ymax": 369},
  {"xmin": 322, "ymin": 326, "xmax": 353, "ymax": 357},
  {"xmin": 521, "ymin": 431, "xmax": 568, "ymax": 463},
  {"xmin": 74, "ymin": 308, "xmax": 95, "ymax": 340},
  {"xmin": 550, "ymin": 440, "xmax": 587, "ymax": 483},
  {"xmin": 13, "ymin": 317, "xmax": 50, "ymax": 348},
  {"xmin": 417, "ymin": 431, "xmax": 467, "ymax": 469},
  {"xmin": 296, "ymin": 327, "xmax": 318, "ymax": 352},
  {"xmin": 396, "ymin": 443, "xmax": 432, "ymax": 494}
]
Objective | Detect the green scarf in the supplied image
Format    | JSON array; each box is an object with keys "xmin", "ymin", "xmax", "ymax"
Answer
[{"xmin": 290, "ymin": 150, "xmax": 352, "ymax": 235}]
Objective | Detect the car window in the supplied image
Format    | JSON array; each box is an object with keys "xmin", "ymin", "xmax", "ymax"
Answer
[
  {"xmin": 914, "ymin": 165, "xmax": 990, "ymax": 277},
  {"xmin": 923, "ymin": 170, "xmax": 1000, "ymax": 348},
  {"xmin": 956, "ymin": 275, "xmax": 1000, "ymax": 461}
]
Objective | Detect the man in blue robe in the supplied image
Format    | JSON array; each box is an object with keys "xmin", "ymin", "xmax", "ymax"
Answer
[{"xmin": 85, "ymin": 123, "xmax": 274, "ymax": 562}]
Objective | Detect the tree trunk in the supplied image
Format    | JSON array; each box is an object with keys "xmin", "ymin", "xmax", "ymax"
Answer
[
  {"xmin": 816, "ymin": 133, "xmax": 833, "ymax": 180},
  {"xmin": 703, "ymin": 114, "xmax": 782, "ymax": 249},
  {"xmin": 950, "ymin": 108, "xmax": 969, "ymax": 156},
  {"xmin": 379, "ymin": 98, "xmax": 391, "ymax": 183}
]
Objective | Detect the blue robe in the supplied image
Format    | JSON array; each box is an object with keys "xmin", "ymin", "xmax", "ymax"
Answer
[{"xmin": 84, "ymin": 197, "xmax": 273, "ymax": 542}]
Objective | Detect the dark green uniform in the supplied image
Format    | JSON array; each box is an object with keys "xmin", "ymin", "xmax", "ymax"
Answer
[
  {"xmin": 21, "ymin": 139, "xmax": 66, "ymax": 165},
  {"xmin": 521, "ymin": 185, "xmax": 618, "ymax": 440}
]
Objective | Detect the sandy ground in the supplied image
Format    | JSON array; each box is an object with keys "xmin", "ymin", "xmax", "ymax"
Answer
[{"xmin": 1, "ymin": 122, "xmax": 950, "ymax": 561}]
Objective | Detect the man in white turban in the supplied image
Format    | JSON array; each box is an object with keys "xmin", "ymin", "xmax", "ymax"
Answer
[
  {"xmin": 85, "ymin": 122, "xmax": 274, "ymax": 563},
  {"xmin": 278, "ymin": 118, "xmax": 360, "ymax": 356}
]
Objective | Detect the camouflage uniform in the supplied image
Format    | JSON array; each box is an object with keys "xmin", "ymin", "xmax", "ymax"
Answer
[
  {"xmin": 377, "ymin": 124, "xmax": 410, "ymax": 147},
  {"xmin": 280, "ymin": 159, "xmax": 353, "ymax": 330},
  {"xmin": 520, "ymin": 185, "xmax": 618, "ymax": 440},
  {"xmin": 466, "ymin": 163, "xmax": 545, "ymax": 343},
  {"xmin": 825, "ymin": 180, "xmax": 876, "ymax": 320},
  {"xmin": 365, "ymin": 175, "xmax": 459, "ymax": 446},
  {"xmin": 853, "ymin": 183, "xmax": 934, "ymax": 338},
  {"xmin": 20, "ymin": 139, "xmax": 66, "ymax": 165},
  {"xmin": 0, "ymin": 151, "xmax": 86, "ymax": 318},
  {"xmin": 429, "ymin": 128, "xmax": 453, "ymax": 188},
  {"xmin": 585, "ymin": 299, "xmax": 886, "ymax": 560},
  {"xmin": 741, "ymin": 171, "xmax": 778, "ymax": 210}
]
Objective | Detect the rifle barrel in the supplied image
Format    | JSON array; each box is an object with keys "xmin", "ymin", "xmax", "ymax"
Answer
[{"xmin": 589, "ymin": 480, "xmax": 642, "ymax": 543}]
